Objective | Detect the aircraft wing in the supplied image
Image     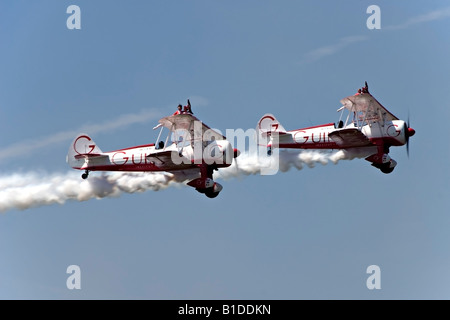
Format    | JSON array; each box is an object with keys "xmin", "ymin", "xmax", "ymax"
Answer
[
  {"xmin": 328, "ymin": 128, "xmax": 374, "ymax": 148},
  {"xmin": 339, "ymin": 93, "xmax": 399, "ymax": 122},
  {"xmin": 146, "ymin": 150, "xmax": 194, "ymax": 170},
  {"xmin": 158, "ymin": 114, "xmax": 226, "ymax": 141}
]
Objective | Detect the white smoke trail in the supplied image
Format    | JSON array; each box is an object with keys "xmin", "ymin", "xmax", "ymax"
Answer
[
  {"xmin": 0, "ymin": 148, "xmax": 375, "ymax": 213},
  {"xmin": 217, "ymin": 147, "xmax": 376, "ymax": 179},
  {"xmin": 0, "ymin": 171, "xmax": 179, "ymax": 213}
]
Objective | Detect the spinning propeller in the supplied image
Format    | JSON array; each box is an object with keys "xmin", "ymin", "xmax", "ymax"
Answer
[{"xmin": 404, "ymin": 115, "xmax": 415, "ymax": 157}]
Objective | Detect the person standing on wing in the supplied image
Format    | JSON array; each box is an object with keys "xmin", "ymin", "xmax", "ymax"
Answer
[
  {"xmin": 183, "ymin": 99, "xmax": 193, "ymax": 114},
  {"xmin": 173, "ymin": 104, "xmax": 183, "ymax": 115}
]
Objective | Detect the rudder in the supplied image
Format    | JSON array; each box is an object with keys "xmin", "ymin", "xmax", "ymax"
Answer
[
  {"xmin": 257, "ymin": 113, "xmax": 286, "ymax": 134},
  {"xmin": 67, "ymin": 133, "xmax": 103, "ymax": 168},
  {"xmin": 256, "ymin": 113, "xmax": 286, "ymax": 146}
]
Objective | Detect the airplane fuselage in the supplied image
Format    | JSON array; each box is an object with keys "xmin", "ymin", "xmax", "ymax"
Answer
[
  {"xmin": 69, "ymin": 137, "xmax": 234, "ymax": 173},
  {"xmin": 273, "ymin": 120, "xmax": 408, "ymax": 150}
]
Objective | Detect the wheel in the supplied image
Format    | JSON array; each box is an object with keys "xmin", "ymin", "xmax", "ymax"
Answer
[
  {"xmin": 204, "ymin": 187, "xmax": 220, "ymax": 198},
  {"xmin": 380, "ymin": 166, "xmax": 394, "ymax": 174},
  {"xmin": 81, "ymin": 172, "xmax": 89, "ymax": 179},
  {"xmin": 205, "ymin": 191, "xmax": 220, "ymax": 198}
]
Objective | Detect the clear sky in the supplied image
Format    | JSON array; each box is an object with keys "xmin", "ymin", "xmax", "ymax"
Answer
[{"xmin": 1, "ymin": 0, "xmax": 450, "ymax": 299}]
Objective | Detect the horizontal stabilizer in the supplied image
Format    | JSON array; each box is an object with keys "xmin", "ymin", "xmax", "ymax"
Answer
[
  {"xmin": 74, "ymin": 153, "xmax": 109, "ymax": 160},
  {"xmin": 259, "ymin": 131, "xmax": 289, "ymax": 138}
]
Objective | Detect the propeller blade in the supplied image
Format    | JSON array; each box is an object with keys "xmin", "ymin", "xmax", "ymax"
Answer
[
  {"xmin": 407, "ymin": 115, "xmax": 410, "ymax": 157},
  {"xmin": 406, "ymin": 137, "xmax": 410, "ymax": 157},
  {"xmin": 405, "ymin": 114, "xmax": 415, "ymax": 158}
]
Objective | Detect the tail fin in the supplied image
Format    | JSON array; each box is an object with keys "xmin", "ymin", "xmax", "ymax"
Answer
[
  {"xmin": 67, "ymin": 133, "xmax": 103, "ymax": 168},
  {"xmin": 256, "ymin": 113, "xmax": 287, "ymax": 147},
  {"xmin": 257, "ymin": 114, "xmax": 286, "ymax": 135}
]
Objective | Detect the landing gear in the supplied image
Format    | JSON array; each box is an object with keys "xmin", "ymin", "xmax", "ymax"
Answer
[
  {"xmin": 366, "ymin": 149, "xmax": 397, "ymax": 174},
  {"xmin": 186, "ymin": 164, "xmax": 223, "ymax": 198},
  {"xmin": 81, "ymin": 170, "xmax": 89, "ymax": 179},
  {"xmin": 371, "ymin": 160, "xmax": 397, "ymax": 174},
  {"xmin": 193, "ymin": 183, "xmax": 223, "ymax": 198},
  {"xmin": 205, "ymin": 188, "xmax": 220, "ymax": 198},
  {"xmin": 193, "ymin": 187, "xmax": 220, "ymax": 198},
  {"xmin": 379, "ymin": 164, "xmax": 395, "ymax": 174}
]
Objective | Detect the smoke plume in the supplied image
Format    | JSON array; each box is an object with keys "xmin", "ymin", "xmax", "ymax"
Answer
[
  {"xmin": 0, "ymin": 171, "xmax": 177, "ymax": 213},
  {"xmin": 0, "ymin": 148, "xmax": 374, "ymax": 213},
  {"xmin": 217, "ymin": 147, "xmax": 375, "ymax": 179}
]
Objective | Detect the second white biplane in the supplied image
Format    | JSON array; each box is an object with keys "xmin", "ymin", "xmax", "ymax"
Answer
[
  {"xmin": 67, "ymin": 112, "xmax": 240, "ymax": 198},
  {"xmin": 257, "ymin": 82, "xmax": 415, "ymax": 173}
]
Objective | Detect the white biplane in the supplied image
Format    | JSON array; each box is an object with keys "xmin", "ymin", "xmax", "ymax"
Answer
[
  {"xmin": 67, "ymin": 112, "xmax": 240, "ymax": 198},
  {"xmin": 257, "ymin": 82, "xmax": 415, "ymax": 173}
]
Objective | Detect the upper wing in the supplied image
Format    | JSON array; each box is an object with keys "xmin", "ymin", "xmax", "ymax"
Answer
[
  {"xmin": 339, "ymin": 93, "xmax": 399, "ymax": 122},
  {"xmin": 158, "ymin": 114, "xmax": 226, "ymax": 142},
  {"xmin": 328, "ymin": 128, "xmax": 373, "ymax": 148}
]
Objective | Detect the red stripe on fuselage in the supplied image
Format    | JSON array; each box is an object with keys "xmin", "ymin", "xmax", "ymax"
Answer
[
  {"xmin": 278, "ymin": 142, "xmax": 339, "ymax": 150},
  {"xmin": 112, "ymin": 143, "xmax": 155, "ymax": 152},
  {"xmin": 289, "ymin": 123, "xmax": 335, "ymax": 132},
  {"xmin": 72, "ymin": 161, "xmax": 232, "ymax": 172}
]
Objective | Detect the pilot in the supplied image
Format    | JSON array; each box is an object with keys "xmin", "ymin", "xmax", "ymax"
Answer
[
  {"xmin": 355, "ymin": 88, "xmax": 362, "ymax": 96},
  {"xmin": 173, "ymin": 104, "xmax": 183, "ymax": 115}
]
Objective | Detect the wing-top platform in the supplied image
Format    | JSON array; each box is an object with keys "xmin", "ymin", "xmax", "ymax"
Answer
[
  {"xmin": 339, "ymin": 93, "xmax": 399, "ymax": 124},
  {"xmin": 158, "ymin": 114, "xmax": 226, "ymax": 142},
  {"xmin": 330, "ymin": 92, "xmax": 399, "ymax": 148}
]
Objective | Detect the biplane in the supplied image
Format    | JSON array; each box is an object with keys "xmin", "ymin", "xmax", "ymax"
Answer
[
  {"xmin": 257, "ymin": 82, "xmax": 415, "ymax": 173},
  {"xmin": 67, "ymin": 112, "xmax": 240, "ymax": 198}
]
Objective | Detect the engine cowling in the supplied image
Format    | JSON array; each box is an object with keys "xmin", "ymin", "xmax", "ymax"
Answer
[{"xmin": 202, "ymin": 140, "xmax": 234, "ymax": 166}]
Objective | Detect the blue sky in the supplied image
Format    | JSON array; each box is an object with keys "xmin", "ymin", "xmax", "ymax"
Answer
[{"xmin": 1, "ymin": 0, "xmax": 450, "ymax": 299}]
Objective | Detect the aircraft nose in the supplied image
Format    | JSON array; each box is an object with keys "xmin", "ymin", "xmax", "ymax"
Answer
[{"xmin": 408, "ymin": 127, "xmax": 415, "ymax": 137}]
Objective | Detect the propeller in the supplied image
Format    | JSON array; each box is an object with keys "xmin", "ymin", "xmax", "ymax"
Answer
[
  {"xmin": 232, "ymin": 148, "xmax": 241, "ymax": 175},
  {"xmin": 404, "ymin": 115, "xmax": 415, "ymax": 157}
]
